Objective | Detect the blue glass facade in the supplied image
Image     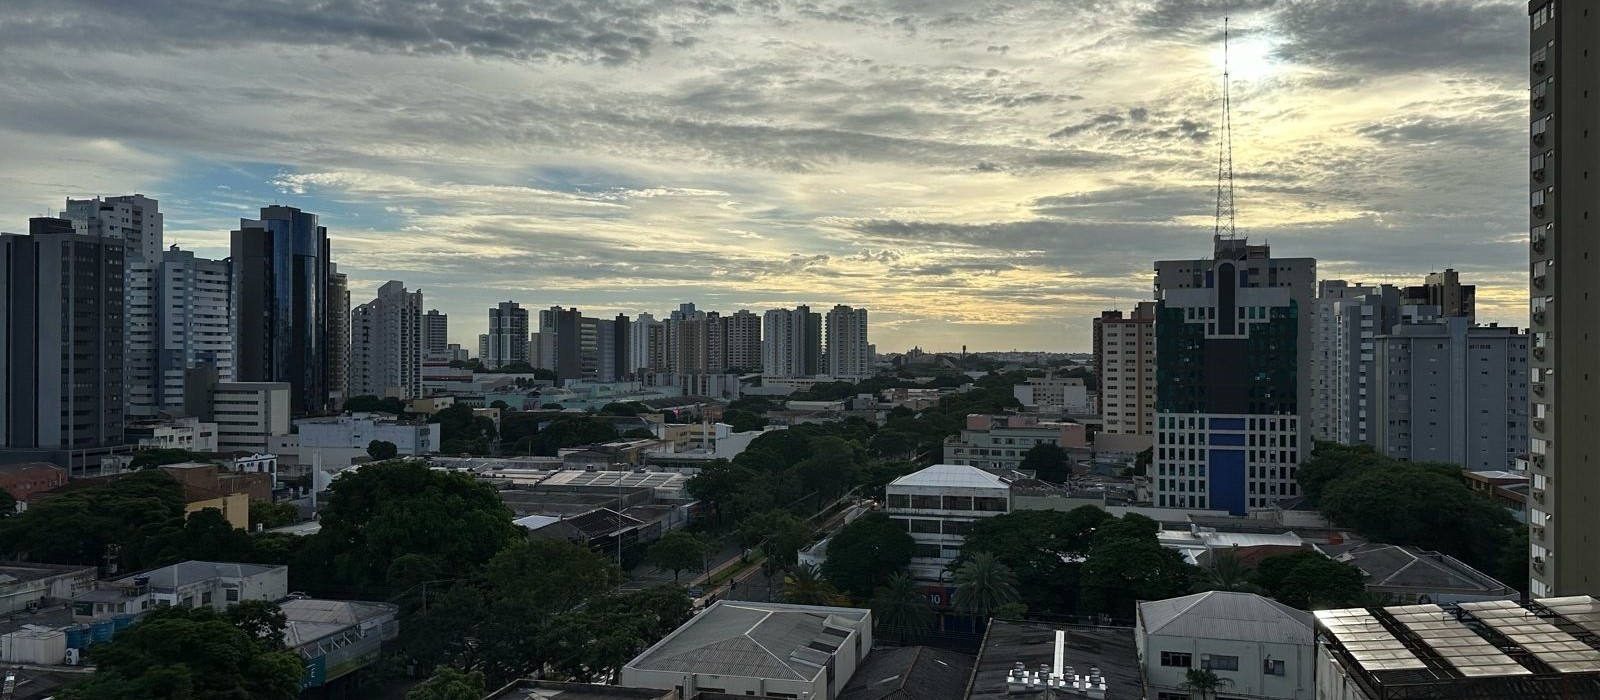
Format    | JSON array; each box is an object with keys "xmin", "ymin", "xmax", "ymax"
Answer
[{"xmin": 232, "ymin": 206, "xmax": 330, "ymax": 415}]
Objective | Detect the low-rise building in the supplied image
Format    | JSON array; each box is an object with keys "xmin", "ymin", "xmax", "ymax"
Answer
[
  {"xmin": 1319, "ymin": 543, "xmax": 1517, "ymax": 605},
  {"xmin": 1014, "ymin": 373, "xmax": 1092, "ymax": 414},
  {"xmin": 125, "ymin": 417, "xmax": 218, "ymax": 452},
  {"xmin": 886, "ymin": 464, "xmax": 1012, "ymax": 583},
  {"xmin": 836, "ymin": 646, "xmax": 973, "ymax": 700},
  {"xmin": 71, "ymin": 561, "xmax": 288, "ymax": 620},
  {"xmin": 0, "ymin": 462, "xmax": 69, "ymax": 504},
  {"xmin": 0, "ymin": 563, "xmax": 96, "ymax": 615},
  {"xmin": 621, "ymin": 601, "xmax": 871, "ymax": 700},
  {"xmin": 967, "ymin": 619, "xmax": 1143, "ymax": 700},
  {"xmin": 1156, "ymin": 524, "xmax": 1307, "ymax": 566},
  {"xmin": 296, "ymin": 412, "xmax": 439, "ymax": 465},
  {"xmin": 485, "ymin": 681, "xmax": 674, "ymax": 700},
  {"xmin": 943, "ymin": 415, "xmax": 1087, "ymax": 473},
  {"xmin": 1137, "ymin": 591, "xmax": 1315, "ymax": 700},
  {"xmin": 283, "ymin": 598, "xmax": 399, "ymax": 690}
]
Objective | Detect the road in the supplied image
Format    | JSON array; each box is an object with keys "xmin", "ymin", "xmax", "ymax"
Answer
[{"xmin": 692, "ymin": 495, "xmax": 873, "ymax": 606}]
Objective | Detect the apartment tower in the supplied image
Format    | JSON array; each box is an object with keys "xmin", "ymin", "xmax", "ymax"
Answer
[
  {"xmin": 348, "ymin": 281, "xmax": 424, "ymax": 399},
  {"xmin": 1094, "ymin": 303, "xmax": 1156, "ymax": 436},
  {"xmin": 825, "ymin": 305, "xmax": 870, "ymax": 378},
  {"xmin": 1528, "ymin": 0, "xmax": 1599, "ymax": 597}
]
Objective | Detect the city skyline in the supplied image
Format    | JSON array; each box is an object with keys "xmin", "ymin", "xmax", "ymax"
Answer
[{"xmin": 0, "ymin": 1, "xmax": 1531, "ymax": 351}]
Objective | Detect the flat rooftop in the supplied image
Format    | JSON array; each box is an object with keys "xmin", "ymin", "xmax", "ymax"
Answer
[
  {"xmin": 0, "ymin": 563, "xmax": 94, "ymax": 585},
  {"xmin": 626, "ymin": 600, "xmax": 869, "ymax": 682},
  {"xmin": 967, "ymin": 620, "xmax": 1142, "ymax": 700},
  {"xmin": 486, "ymin": 681, "xmax": 671, "ymax": 700}
]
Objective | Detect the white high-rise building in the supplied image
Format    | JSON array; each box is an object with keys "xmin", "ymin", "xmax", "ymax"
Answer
[
  {"xmin": 761, "ymin": 306, "xmax": 822, "ymax": 377},
  {"xmin": 65, "ymin": 195, "xmax": 163, "ymax": 419},
  {"xmin": 481, "ymin": 301, "xmax": 529, "ymax": 370},
  {"xmin": 825, "ymin": 305, "xmax": 870, "ymax": 379},
  {"xmin": 156, "ymin": 247, "xmax": 234, "ymax": 413},
  {"xmin": 1310, "ymin": 281, "xmax": 1402, "ymax": 445},
  {"xmin": 348, "ymin": 281, "xmax": 423, "ymax": 399},
  {"xmin": 630, "ymin": 313, "xmax": 665, "ymax": 373},
  {"xmin": 725, "ymin": 310, "xmax": 762, "ymax": 373}
]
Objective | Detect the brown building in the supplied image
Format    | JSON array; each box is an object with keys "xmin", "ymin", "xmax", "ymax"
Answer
[
  {"xmin": 158, "ymin": 462, "xmax": 273, "ymax": 504},
  {"xmin": 1092, "ymin": 302, "xmax": 1156, "ymax": 437},
  {"xmin": 0, "ymin": 462, "xmax": 68, "ymax": 502}
]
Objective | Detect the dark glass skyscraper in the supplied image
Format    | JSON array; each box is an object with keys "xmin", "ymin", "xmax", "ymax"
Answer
[{"xmin": 231, "ymin": 206, "xmax": 331, "ymax": 415}]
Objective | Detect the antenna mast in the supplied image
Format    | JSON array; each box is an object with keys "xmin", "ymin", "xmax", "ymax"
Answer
[{"xmin": 1213, "ymin": 17, "xmax": 1237, "ymax": 240}]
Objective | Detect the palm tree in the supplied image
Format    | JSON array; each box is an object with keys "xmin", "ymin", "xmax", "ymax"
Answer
[
  {"xmin": 871, "ymin": 571, "xmax": 934, "ymax": 644},
  {"xmin": 952, "ymin": 551, "xmax": 1020, "ymax": 620},
  {"xmin": 783, "ymin": 563, "xmax": 843, "ymax": 606},
  {"xmin": 1179, "ymin": 669, "xmax": 1234, "ymax": 700},
  {"xmin": 1196, "ymin": 549, "xmax": 1261, "ymax": 593}
]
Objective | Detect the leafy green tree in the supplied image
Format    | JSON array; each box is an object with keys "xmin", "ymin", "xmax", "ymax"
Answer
[
  {"xmin": 1253, "ymin": 550, "xmax": 1364, "ymax": 610},
  {"xmin": 0, "ymin": 470, "xmax": 184, "ymax": 565},
  {"xmin": 723, "ymin": 409, "xmax": 766, "ymax": 433},
  {"xmin": 796, "ymin": 437, "xmax": 860, "ymax": 507},
  {"xmin": 600, "ymin": 402, "xmax": 642, "ymax": 416},
  {"xmin": 1018, "ymin": 443, "xmax": 1072, "ymax": 483},
  {"xmin": 249, "ymin": 501, "xmax": 300, "ymax": 530},
  {"xmin": 783, "ymin": 563, "xmax": 845, "ymax": 606},
  {"xmin": 225, "ymin": 600, "xmax": 289, "ymax": 650},
  {"xmin": 344, "ymin": 395, "xmax": 408, "ymax": 415},
  {"xmin": 60, "ymin": 606, "xmax": 302, "ymax": 700},
  {"xmin": 300, "ymin": 460, "xmax": 518, "ymax": 594},
  {"xmin": 1194, "ymin": 549, "xmax": 1261, "ymax": 594},
  {"xmin": 959, "ymin": 506, "xmax": 1111, "ymax": 615},
  {"xmin": 538, "ymin": 585, "xmax": 692, "ymax": 683},
  {"xmin": 449, "ymin": 358, "xmax": 487, "ymax": 372},
  {"xmin": 1133, "ymin": 447, "xmax": 1152, "ymax": 477},
  {"xmin": 647, "ymin": 530, "xmax": 711, "ymax": 583},
  {"xmin": 433, "ymin": 403, "xmax": 498, "ymax": 455},
  {"xmin": 822, "ymin": 512, "xmax": 915, "ymax": 599},
  {"xmin": 739, "ymin": 510, "xmax": 814, "ymax": 569},
  {"xmin": 408, "ymin": 666, "xmax": 486, "ymax": 700},
  {"xmin": 871, "ymin": 571, "xmax": 934, "ymax": 644},
  {"xmin": 471, "ymin": 539, "xmax": 625, "ymax": 684},
  {"xmin": 367, "ymin": 439, "xmax": 399, "ymax": 460},
  {"xmin": 130, "ymin": 508, "xmax": 256, "ymax": 567},
  {"xmin": 527, "ymin": 416, "xmax": 619, "ymax": 456},
  {"xmin": 953, "ymin": 551, "xmax": 1021, "ymax": 620},
  {"xmin": 1079, "ymin": 514, "xmax": 1197, "ymax": 619},
  {"xmin": 129, "ymin": 448, "xmax": 212, "ymax": 470},
  {"xmin": 1179, "ymin": 669, "xmax": 1234, "ymax": 700},
  {"xmin": 686, "ymin": 460, "xmax": 758, "ymax": 526},
  {"xmin": 0, "ymin": 489, "xmax": 15, "ymax": 517}
]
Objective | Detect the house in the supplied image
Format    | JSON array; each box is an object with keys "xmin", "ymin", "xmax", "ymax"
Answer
[
  {"xmin": 70, "ymin": 561, "xmax": 288, "ymax": 620},
  {"xmin": 621, "ymin": 600, "xmax": 871, "ymax": 700},
  {"xmin": 1318, "ymin": 543, "xmax": 1517, "ymax": 605},
  {"xmin": 1136, "ymin": 592, "xmax": 1315, "ymax": 700}
]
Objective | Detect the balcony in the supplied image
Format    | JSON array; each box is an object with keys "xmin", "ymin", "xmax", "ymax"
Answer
[
  {"xmin": 1534, "ymin": 346, "xmax": 1546, "ymax": 361},
  {"xmin": 1535, "ymin": 418, "xmax": 1547, "ymax": 433},
  {"xmin": 1533, "ymin": 525, "xmax": 1546, "ymax": 543},
  {"xmin": 1533, "ymin": 557, "xmax": 1546, "ymax": 573},
  {"xmin": 1533, "ymin": 273, "xmax": 1548, "ymax": 290},
  {"xmin": 1533, "ymin": 381, "xmax": 1546, "ymax": 397}
]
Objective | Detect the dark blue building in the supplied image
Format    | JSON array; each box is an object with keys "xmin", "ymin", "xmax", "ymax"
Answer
[{"xmin": 232, "ymin": 206, "xmax": 333, "ymax": 415}]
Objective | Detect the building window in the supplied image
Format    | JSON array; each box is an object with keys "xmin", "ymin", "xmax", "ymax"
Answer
[
  {"xmin": 1204, "ymin": 655, "xmax": 1240, "ymax": 672},
  {"xmin": 1160, "ymin": 651, "xmax": 1192, "ymax": 667},
  {"xmin": 1264, "ymin": 659, "xmax": 1286, "ymax": 676},
  {"xmin": 226, "ymin": 589, "xmax": 240, "ymax": 602},
  {"xmin": 912, "ymin": 544, "xmax": 941, "ymax": 558}
]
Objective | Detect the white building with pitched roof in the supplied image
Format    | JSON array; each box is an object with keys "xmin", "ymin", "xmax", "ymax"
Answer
[
  {"xmin": 620, "ymin": 600, "xmax": 871, "ymax": 700},
  {"xmin": 884, "ymin": 464, "xmax": 1012, "ymax": 583},
  {"xmin": 1136, "ymin": 591, "xmax": 1315, "ymax": 700}
]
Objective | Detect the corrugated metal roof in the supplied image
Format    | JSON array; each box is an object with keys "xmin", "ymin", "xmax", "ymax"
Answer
[
  {"xmin": 627, "ymin": 601, "xmax": 869, "ymax": 681},
  {"xmin": 889, "ymin": 464, "xmax": 1008, "ymax": 490},
  {"xmin": 1139, "ymin": 591, "xmax": 1313, "ymax": 645}
]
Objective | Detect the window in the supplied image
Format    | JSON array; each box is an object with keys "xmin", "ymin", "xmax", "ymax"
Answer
[
  {"xmin": 1204, "ymin": 655, "xmax": 1240, "ymax": 672},
  {"xmin": 909, "ymin": 519, "xmax": 941, "ymax": 534},
  {"xmin": 1160, "ymin": 651, "xmax": 1192, "ymax": 667},
  {"xmin": 912, "ymin": 544, "xmax": 941, "ymax": 558},
  {"xmin": 226, "ymin": 588, "xmax": 240, "ymax": 602},
  {"xmin": 1264, "ymin": 659, "xmax": 1286, "ymax": 676},
  {"xmin": 886, "ymin": 494, "xmax": 910, "ymax": 509}
]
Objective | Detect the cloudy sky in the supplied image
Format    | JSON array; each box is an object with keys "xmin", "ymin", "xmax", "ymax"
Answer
[{"xmin": 0, "ymin": 0, "xmax": 1530, "ymax": 352}]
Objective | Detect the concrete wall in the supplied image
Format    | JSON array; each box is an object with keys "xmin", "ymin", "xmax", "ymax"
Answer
[{"xmin": 1138, "ymin": 631, "xmax": 1315, "ymax": 700}]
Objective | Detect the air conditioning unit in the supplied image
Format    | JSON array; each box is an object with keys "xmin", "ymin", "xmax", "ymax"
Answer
[
  {"xmin": 1534, "ymin": 60, "xmax": 1547, "ymax": 74},
  {"xmin": 1534, "ymin": 96, "xmax": 1547, "ymax": 110},
  {"xmin": 1534, "ymin": 168, "xmax": 1547, "ymax": 182},
  {"xmin": 1533, "ymin": 133, "xmax": 1547, "ymax": 146},
  {"xmin": 1534, "ymin": 204, "xmax": 1547, "ymax": 218}
]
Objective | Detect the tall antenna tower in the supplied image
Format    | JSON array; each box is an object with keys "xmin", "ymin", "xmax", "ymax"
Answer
[{"xmin": 1213, "ymin": 17, "xmax": 1237, "ymax": 240}]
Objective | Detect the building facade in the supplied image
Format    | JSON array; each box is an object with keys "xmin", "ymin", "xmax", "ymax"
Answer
[
  {"xmin": 724, "ymin": 310, "xmax": 762, "ymax": 373},
  {"xmin": 1095, "ymin": 302, "xmax": 1157, "ymax": 435},
  {"xmin": 1014, "ymin": 374, "xmax": 1092, "ymax": 414},
  {"xmin": 348, "ymin": 281, "xmax": 424, "ymax": 399},
  {"xmin": 1528, "ymin": 0, "xmax": 1598, "ymax": 598},
  {"xmin": 1310, "ymin": 281, "xmax": 1402, "ymax": 445},
  {"xmin": 1153, "ymin": 236, "xmax": 1315, "ymax": 515},
  {"xmin": 762, "ymin": 306, "xmax": 822, "ymax": 378},
  {"xmin": 296, "ymin": 412, "xmax": 438, "ymax": 465},
  {"xmin": 156, "ymin": 247, "xmax": 234, "ymax": 413},
  {"xmin": 1137, "ymin": 592, "xmax": 1315, "ymax": 700},
  {"xmin": 1401, "ymin": 268, "xmax": 1475, "ymax": 319},
  {"xmin": 326, "ymin": 263, "xmax": 349, "ymax": 404},
  {"xmin": 422, "ymin": 309, "xmax": 449, "ymax": 361},
  {"xmin": 210, "ymin": 382, "xmax": 292, "ymax": 454},
  {"xmin": 64, "ymin": 195, "xmax": 162, "ymax": 420},
  {"xmin": 483, "ymin": 301, "xmax": 530, "ymax": 369},
  {"xmin": 825, "ymin": 305, "xmax": 870, "ymax": 379},
  {"xmin": 0, "ymin": 218, "xmax": 125, "ymax": 452},
  {"xmin": 885, "ymin": 464, "xmax": 1012, "ymax": 582},
  {"xmin": 1373, "ymin": 319, "xmax": 1528, "ymax": 472},
  {"xmin": 942, "ymin": 415, "xmax": 1088, "ymax": 474},
  {"xmin": 232, "ymin": 206, "xmax": 333, "ymax": 415}
]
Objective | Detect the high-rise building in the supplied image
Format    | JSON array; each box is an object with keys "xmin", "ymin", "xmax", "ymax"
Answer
[
  {"xmin": 598, "ymin": 314, "xmax": 630, "ymax": 382},
  {"xmin": 630, "ymin": 313, "xmax": 666, "ymax": 373},
  {"xmin": 1153, "ymin": 236, "xmax": 1315, "ymax": 515},
  {"xmin": 422, "ymin": 309, "xmax": 449, "ymax": 361},
  {"xmin": 671, "ymin": 313, "xmax": 715, "ymax": 375},
  {"xmin": 349, "ymin": 281, "xmax": 424, "ymax": 399},
  {"xmin": 65, "ymin": 195, "xmax": 162, "ymax": 420},
  {"xmin": 156, "ymin": 247, "xmax": 234, "ymax": 413},
  {"xmin": 0, "ymin": 218, "xmax": 125, "ymax": 452},
  {"xmin": 326, "ymin": 264, "xmax": 349, "ymax": 403},
  {"xmin": 1401, "ymin": 268, "xmax": 1476, "ymax": 319},
  {"xmin": 549, "ymin": 307, "xmax": 600, "ymax": 382},
  {"xmin": 231, "ymin": 206, "xmax": 332, "ymax": 416},
  {"xmin": 825, "ymin": 305, "xmax": 870, "ymax": 378},
  {"xmin": 761, "ymin": 306, "xmax": 823, "ymax": 377},
  {"xmin": 482, "ymin": 301, "xmax": 529, "ymax": 369},
  {"xmin": 1095, "ymin": 302, "xmax": 1157, "ymax": 436},
  {"xmin": 1529, "ymin": 0, "xmax": 1595, "ymax": 597},
  {"xmin": 725, "ymin": 310, "xmax": 762, "ymax": 373},
  {"xmin": 1310, "ymin": 281, "xmax": 1402, "ymax": 445},
  {"xmin": 1373, "ymin": 319, "xmax": 1528, "ymax": 471}
]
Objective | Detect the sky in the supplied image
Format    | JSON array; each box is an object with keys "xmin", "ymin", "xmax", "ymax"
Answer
[{"xmin": 0, "ymin": 0, "xmax": 1531, "ymax": 352}]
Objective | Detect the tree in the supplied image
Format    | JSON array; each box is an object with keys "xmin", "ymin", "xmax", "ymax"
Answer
[
  {"xmin": 1179, "ymin": 669, "xmax": 1234, "ymax": 700},
  {"xmin": 647, "ymin": 530, "xmax": 711, "ymax": 583},
  {"xmin": 299, "ymin": 461, "xmax": 519, "ymax": 594},
  {"xmin": 0, "ymin": 470, "xmax": 184, "ymax": 566},
  {"xmin": 600, "ymin": 402, "xmax": 642, "ymax": 416},
  {"xmin": 367, "ymin": 440, "xmax": 399, "ymax": 461},
  {"xmin": 0, "ymin": 489, "xmax": 16, "ymax": 517},
  {"xmin": 795, "ymin": 437, "xmax": 860, "ymax": 507},
  {"xmin": 959, "ymin": 506, "xmax": 1112, "ymax": 615},
  {"xmin": 538, "ymin": 585, "xmax": 692, "ymax": 683},
  {"xmin": 822, "ymin": 512, "xmax": 915, "ymax": 599},
  {"xmin": 249, "ymin": 501, "xmax": 300, "ymax": 531},
  {"xmin": 1133, "ymin": 447, "xmax": 1152, "ymax": 477},
  {"xmin": 622, "ymin": 428, "xmax": 657, "ymax": 439},
  {"xmin": 1018, "ymin": 443, "xmax": 1072, "ymax": 483},
  {"xmin": 723, "ymin": 409, "xmax": 766, "ymax": 433},
  {"xmin": 344, "ymin": 394, "xmax": 408, "ymax": 415},
  {"xmin": 739, "ymin": 510, "xmax": 815, "ymax": 569},
  {"xmin": 953, "ymin": 551, "xmax": 1021, "ymax": 620},
  {"xmin": 60, "ymin": 606, "xmax": 303, "ymax": 700},
  {"xmin": 408, "ymin": 666, "xmax": 486, "ymax": 700},
  {"xmin": 225, "ymin": 600, "xmax": 288, "ymax": 650},
  {"xmin": 1253, "ymin": 550, "xmax": 1364, "ymax": 610},
  {"xmin": 433, "ymin": 404, "xmax": 498, "ymax": 455},
  {"xmin": 1080, "ymin": 514, "xmax": 1197, "ymax": 619},
  {"xmin": 129, "ymin": 448, "xmax": 211, "ymax": 471},
  {"xmin": 871, "ymin": 571, "xmax": 934, "ymax": 644},
  {"xmin": 1194, "ymin": 549, "xmax": 1261, "ymax": 594},
  {"xmin": 783, "ymin": 563, "xmax": 845, "ymax": 606}
]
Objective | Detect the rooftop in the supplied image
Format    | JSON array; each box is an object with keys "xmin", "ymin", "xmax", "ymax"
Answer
[
  {"xmin": 1138, "ymin": 591, "xmax": 1312, "ymax": 645},
  {"xmin": 111, "ymin": 561, "xmax": 282, "ymax": 590},
  {"xmin": 485, "ymin": 680, "xmax": 673, "ymax": 700},
  {"xmin": 837, "ymin": 646, "xmax": 974, "ymax": 700},
  {"xmin": 626, "ymin": 600, "xmax": 870, "ymax": 682},
  {"xmin": 0, "ymin": 563, "xmax": 94, "ymax": 586},
  {"xmin": 1324, "ymin": 543, "xmax": 1515, "ymax": 596},
  {"xmin": 564, "ymin": 508, "xmax": 646, "ymax": 539},
  {"xmin": 0, "ymin": 462, "xmax": 66, "ymax": 477},
  {"xmin": 280, "ymin": 598, "xmax": 398, "ymax": 648},
  {"xmin": 890, "ymin": 464, "xmax": 1010, "ymax": 490},
  {"xmin": 966, "ymin": 620, "xmax": 1142, "ymax": 700}
]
